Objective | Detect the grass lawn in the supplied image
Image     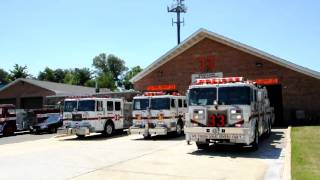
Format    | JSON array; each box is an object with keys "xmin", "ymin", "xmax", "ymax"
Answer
[{"xmin": 292, "ymin": 126, "xmax": 320, "ymax": 180}]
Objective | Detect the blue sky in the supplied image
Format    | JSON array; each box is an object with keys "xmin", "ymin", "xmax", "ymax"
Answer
[{"xmin": 0, "ymin": 0, "xmax": 319, "ymax": 76}]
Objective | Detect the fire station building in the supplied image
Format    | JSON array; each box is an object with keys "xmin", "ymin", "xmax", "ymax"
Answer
[{"xmin": 131, "ymin": 28, "xmax": 320, "ymax": 126}]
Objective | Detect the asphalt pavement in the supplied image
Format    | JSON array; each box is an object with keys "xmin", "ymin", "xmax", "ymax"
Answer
[
  {"xmin": 0, "ymin": 129, "xmax": 288, "ymax": 180},
  {"xmin": 0, "ymin": 131, "xmax": 55, "ymax": 145}
]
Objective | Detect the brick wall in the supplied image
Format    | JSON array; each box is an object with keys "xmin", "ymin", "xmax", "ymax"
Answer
[{"xmin": 134, "ymin": 38, "xmax": 320, "ymax": 125}]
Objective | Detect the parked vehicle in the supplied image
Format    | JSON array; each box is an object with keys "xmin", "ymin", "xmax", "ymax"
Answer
[
  {"xmin": 62, "ymin": 96, "xmax": 133, "ymax": 138},
  {"xmin": 0, "ymin": 104, "xmax": 17, "ymax": 136},
  {"xmin": 184, "ymin": 77, "xmax": 274, "ymax": 150},
  {"xmin": 129, "ymin": 91, "xmax": 187, "ymax": 138},
  {"xmin": 31, "ymin": 114, "xmax": 63, "ymax": 134}
]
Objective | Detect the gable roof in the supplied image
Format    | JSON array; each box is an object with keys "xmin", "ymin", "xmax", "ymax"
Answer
[
  {"xmin": 0, "ymin": 78, "xmax": 96, "ymax": 96},
  {"xmin": 131, "ymin": 28, "xmax": 320, "ymax": 83}
]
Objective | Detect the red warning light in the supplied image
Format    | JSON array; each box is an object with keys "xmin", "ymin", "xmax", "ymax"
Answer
[
  {"xmin": 254, "ymin": 78, "xmax": 279, "ymax": 85},
  {"xmin": 146, "ymin": 84, "xmax": 177, "ymax": 91}
]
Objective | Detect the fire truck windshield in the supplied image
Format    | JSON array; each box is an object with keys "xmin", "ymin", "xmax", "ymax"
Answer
[
  {"xmin": 189, "ymin": 87, "xmax": 251, "ymax": 106},
  {"xmin": 189, "ymin": 88, "xmax": 217, "ymax": 106},
  {"xmin": 218, "ymin": 86, "xmax": 251, "ymax": 105},
  {"xmin": 151, "ymin": 98, "xmax": 170, "ymax": 110},
  {"xmin": 64, "ymin": 101, "xmax": 77, "ymax": 112},
  {"xmin": 78, "ymin": 100, "xmax": 95, "ymax": 111},
  {"xmin": 133, "ymin": 99, "xmax": 149, "ymax": 110}
]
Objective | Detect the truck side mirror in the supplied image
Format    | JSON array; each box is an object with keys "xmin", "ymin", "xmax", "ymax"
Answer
[{"xmin": 257, "ymin": 92, "xmax": 262, "ymax": 102}]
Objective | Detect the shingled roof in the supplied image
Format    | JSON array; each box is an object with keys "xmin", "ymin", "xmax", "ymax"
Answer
[{"xmin": 0, "ymin": 78, "xmax": 96, "ymax": 96}]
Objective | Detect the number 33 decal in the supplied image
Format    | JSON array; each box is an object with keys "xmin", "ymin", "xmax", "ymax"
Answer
[{"xmin": 208, "ymin": 114, "xmax": 225, "ymax": 127}]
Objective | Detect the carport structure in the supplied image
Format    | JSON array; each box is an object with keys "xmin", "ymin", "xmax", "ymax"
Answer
[{"xmin": 0, "ymin": 78, "xmax": 95, "ymax": 109}]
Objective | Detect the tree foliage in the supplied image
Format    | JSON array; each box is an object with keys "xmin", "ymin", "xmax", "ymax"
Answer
[
  {"xmin": 122, "ymin": 66, "xmax": 143, "ymax": 90},
  {"xmin": 92, "ymin": 53, "xmax": 128, "ymax": 89},
  {"xmin": 4, "ymin": 52, "xmax": 135, "ymax": 91},
  {"xmin": 9, "ymin": 64, "xmax": 29, "ymax": 81},
  {"xmin": 0, "ymin": 68, "xmax": 10, "ymax": 84}
]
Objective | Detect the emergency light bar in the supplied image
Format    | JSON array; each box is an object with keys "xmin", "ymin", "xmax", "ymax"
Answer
[
  {"xmin": 143, "ymin": 92, "xmax": 166, "ymax": 96},
  {"xmin": 195, "ymin": 77, "xmax": 244, "ymax": 85},
  {"xmin": 146, "ymin": 84, "xmax": 176, "ymax": 91},
  {"xmin": 143, "ymin": 91, "xmax": 181, "ymax": 96},
  {"xmin": 65, "ymin": 95, "xmax": 110, "ymax": 99}
]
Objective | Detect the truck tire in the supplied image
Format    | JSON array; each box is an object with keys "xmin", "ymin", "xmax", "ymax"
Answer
[
  {"xmin": 175, "ymin": 121, "xmax": 183, "ymax": 136},
  {"xmin": 3, "ymin": 125, "xmax": 14, "ymax": 137},
  {"xmin": 143, "ymin": 133, "xmax": 151, "ymax": 139},
  {"xmin": 265, "ymin": 120, "xmax": 271, "ymax": 138},
  {"xmin": 251, "ymin": 126, "xmax": 259, "ymax": 151},
  {"xmin": 104, "ymin": 121, "xmax": 114, "ymax": 137},
  {"xmin": 76, "ymin": 134, "xmax": 85, "ymax": 139},
  {"xmin": 50, "ymin": 127, "xmax": 57, "ymax": 134},
  {"xmin": 196, "ymin": 142, "xmax": 209, "ymax": 150}
]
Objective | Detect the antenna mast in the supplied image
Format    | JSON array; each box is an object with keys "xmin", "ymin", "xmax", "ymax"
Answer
[{"xmin": 168, "ymin": 0, "xmax": 187, "ymax": 45}]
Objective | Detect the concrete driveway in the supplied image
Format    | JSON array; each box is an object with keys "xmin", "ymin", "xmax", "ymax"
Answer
[{"xmin": 0, "ymin": 129, "xmax": 288, "ymax": 180}]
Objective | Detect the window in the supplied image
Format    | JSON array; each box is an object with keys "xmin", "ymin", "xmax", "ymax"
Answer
[
  {"xmin": 133, "ymin": 98, "xmax": 149, "ymax": 110},
  {"xmin": 96, "ymin": 101, "xmax": 103, "ymax": 111},
  {"xmin": 189, "ymin": 88, "xmax": 217, "ymax": 106},
  {"xmin": 151, "ymin": 98, "xmax": 170, "ymax": 110},
  {"xmin": 171, "ymin": 99, "xmax": 176, "ymax": 108},
  {"xmin": 218, "ymin": 87, "xmax": 251, "ymax": 105},
  {"xmin": 107, "ymin": 101, "xmax": 113, "ymax": 111},
  {"xmin": 115, "ymin": 101, "xmax": 121, "ymax": 111},
  {"xmin": 178, "ymin": 99, "xmax": 183, "ymax": 108},
  {"xmin": 64, "ymin": 101, "xmax": 77, "ymax": 112},
  {"xmin": 183, "ymin": 100, "xmax": 187, "ymax": 107},
  {"xmin": 78, "ymin": 100, "xmax": 95, "ymax": 111}
]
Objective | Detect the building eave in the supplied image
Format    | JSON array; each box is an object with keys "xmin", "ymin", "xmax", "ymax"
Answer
[{"xmin": 130, "ymin": 28, "xmax": 320, "ymax": 83}]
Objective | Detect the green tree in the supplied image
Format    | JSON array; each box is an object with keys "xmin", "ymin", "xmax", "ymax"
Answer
[
  {"xmin": 53, "ymin": 68, "xmax": 67, "ymax": 83},
  {"xmin": 92, "ymin": 53, "xmax": 128, "ymax": 87},
  {"xmin": 97, "ymin": 72, "xmax": 116, "ymax": 90},
  {"xmin": 62, "ymin": 68, "xmax": 92, "ymax": 86},
  {"xmin": 122, "ymin": 66, "xmax": 143, "ymax": 90},
  {"xmin": 73, "ymin": 68, "xmax": 92, "ymax": 86},
  {"xmin": 38, "ymin": 67, "xmax": 55, "ymax": 81},
  {"xmin": 9, "ymin": 64, "xmax": 29, "ymax": 81},
  {"xmin": 0, "ymin": 68, "xmax": 10, "ymax": 84}
]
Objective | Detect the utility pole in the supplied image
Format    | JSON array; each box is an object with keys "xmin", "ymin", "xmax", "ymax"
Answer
[{"xmin": 168, "ymin": 0, "xmax": 187, "ymax": 45}]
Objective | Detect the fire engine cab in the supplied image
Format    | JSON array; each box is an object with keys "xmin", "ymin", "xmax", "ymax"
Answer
[
  {"xmin": 184, "ymin": 77, "xmax": 274, "ymax": 150},
  {"xmin": 129, "ymin": 91, "xmax": 187, "ymax": 138},
  {"xmin": 0, "ymin": 104, "xmax": 16, "ymax": 136},
  {"xmin": 62, "ymin": 96, "xmax": 132, "ymax": 138}
]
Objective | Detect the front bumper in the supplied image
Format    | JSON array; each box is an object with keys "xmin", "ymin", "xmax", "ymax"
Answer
[
  {"xmin": 184, "ymin": 127, "xmax": 253, "ymax": 145},
  {"xmin": 149, "ymin": 127, "xmax": 168, "ymax": 135},
  {"xmin": 129, "ymin": 126, "xmax": 169, "ymax": 136},
  {"xmin": 67, "ymin": 127, "xmax": 90, "ymax": 136},
  {"xmin": 129, "ymin": 127, "xmax": 148, "ymax": 135}
]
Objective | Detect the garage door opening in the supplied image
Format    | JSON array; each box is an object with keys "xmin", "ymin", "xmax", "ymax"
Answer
[
  {"xmin": 21, "ymin": 97, "xmax": 43, "ymax": 109},
  {"xmin": 265, "ymin": 85, "xmax": 284, "ymax": 126}
]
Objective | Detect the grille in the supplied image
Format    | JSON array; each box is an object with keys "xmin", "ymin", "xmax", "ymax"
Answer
[{"xmin": 72, "ymin": 114, "xmax": 82, "ymax": 121}]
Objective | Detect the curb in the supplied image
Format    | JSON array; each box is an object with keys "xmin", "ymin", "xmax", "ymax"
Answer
[{"xmin": 282, "ymin": 126, "xmax": 291, "ymax": 180}]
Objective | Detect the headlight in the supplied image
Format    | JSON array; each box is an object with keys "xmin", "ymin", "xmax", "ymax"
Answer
[
  {"xmin": 231, "ymin": 114, "xmax": 243, "ymax": 120},
  {"xmin": 230, "ymin": 109, "xmax": 241, "ymax": 114},
  {"xmin": 193, "ymin": 110, "xmax": 205, "ymax": 120}
]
